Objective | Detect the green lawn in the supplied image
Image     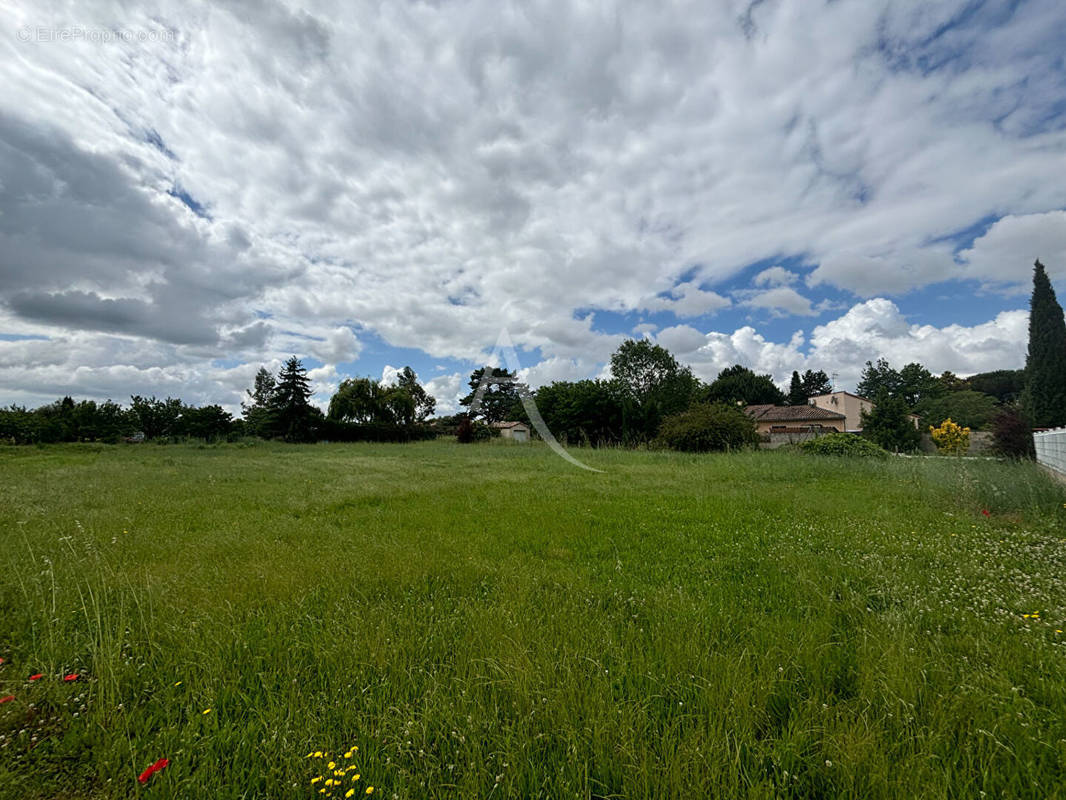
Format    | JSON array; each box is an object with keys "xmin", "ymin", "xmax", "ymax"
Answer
[{"xmin": 1, "ymin": 441, "xmax": 1065, "ymax": 799}]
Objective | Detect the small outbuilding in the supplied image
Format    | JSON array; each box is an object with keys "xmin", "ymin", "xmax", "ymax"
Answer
[{"xmin": 491, "ymin": 421, "xmax": 531, "ymax": 442}]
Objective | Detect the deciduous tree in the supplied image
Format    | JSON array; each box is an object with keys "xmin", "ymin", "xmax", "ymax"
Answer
[
  {"xmin": 861, "ymin": 393, "xmax": 919, "ymax": 452},
  {"xmin": 857, "ymin": 358, "xmax": 902, "ymax": 401},
  {"xmin": 242, "ymin": 366, "xmax": 277, "ymax": 437},
  {"xmin": 703, "ymin": 364, "xmax": 784, "ymax": 406}
]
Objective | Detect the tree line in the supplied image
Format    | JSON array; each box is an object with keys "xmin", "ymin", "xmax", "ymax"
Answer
[
  {"xmin": 442, "ymin": 260, "xmax": 1062, "ymax": 455},
  {"xmin": 0, "ymin": 357, "xmax": 439, "ymax": 445},
  {"xmin": 439, "ymin": 340, "xmax": 1035, "ymax": 454},
  {"xmin": 3, "ymin": 261, "xmax": 1061, "ymax": 454}
]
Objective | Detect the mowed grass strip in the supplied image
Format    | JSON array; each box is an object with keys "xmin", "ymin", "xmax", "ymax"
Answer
[{"xmin": 1, "ymin": 441, "xmax": 1065, "ymax": 799}]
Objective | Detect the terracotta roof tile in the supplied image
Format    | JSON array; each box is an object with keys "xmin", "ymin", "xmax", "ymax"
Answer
[{"xmin": 744, "ymin": 404, "xmax": 846, "ymax": 422}]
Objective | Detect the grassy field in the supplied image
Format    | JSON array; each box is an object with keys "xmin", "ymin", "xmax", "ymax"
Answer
[{"xmin": 2, "ymin": 441, "xmax": 1066, "ymax": 799}]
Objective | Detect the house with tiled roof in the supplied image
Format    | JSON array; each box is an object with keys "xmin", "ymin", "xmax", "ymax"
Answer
[
  {"xmin": 744, "ymin": 403, "xmax": 847, "ymax": 435},
  {"xmin": 808, "ymin": 391, "xmax": 921, "ymax": 433},
  {"xmin": 808, "ymin": 391, "xmax": 874, "ymax": 433}
]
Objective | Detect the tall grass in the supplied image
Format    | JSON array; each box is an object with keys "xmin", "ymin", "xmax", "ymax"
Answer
[{"xmin": 1, "ymin": 442, "xmax": 1064, "ymax": 798}]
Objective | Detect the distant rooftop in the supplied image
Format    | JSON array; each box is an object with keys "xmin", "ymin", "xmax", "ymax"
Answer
[
  {"xmin": 745, "ymin": 404, "xmax": 846, "ymax": 422},
  {"xmin": 809, "ymin": 390, "xmax": 872, "ymax": 403}
]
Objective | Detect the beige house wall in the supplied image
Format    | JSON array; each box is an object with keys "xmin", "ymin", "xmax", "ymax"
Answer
[{"xmin": 810, "ymin": 393, "xmax": 873, "ymax": 432}]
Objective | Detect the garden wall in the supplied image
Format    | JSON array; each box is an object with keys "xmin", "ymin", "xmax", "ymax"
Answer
[{"xmin": 1035, "ymin": 427, "xmax": 1066, "ymax": 476}]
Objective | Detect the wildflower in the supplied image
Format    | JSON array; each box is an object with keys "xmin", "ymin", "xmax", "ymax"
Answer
[
  {"xmin": 314, "ymin": 751, "xmax": 323, "ymax": 758},
  {"xmin": 29, "ymin": 673, "xmax": 43, "ymax": 681},
  {"xmin": 347, "ymin": 791, "xmax": 356, "ymax": 798},
  {"xmin": 311, "ymin": 776, "xmax": 322, "ymax": 784},
  {"xmin": 352, "ymin": 774, "xmax": 361, "ymax": 782},
  {"xmin": 137, "ymin": 757, "xmax": 170, "ymax": 784},
  {"xmin": 981, "ymin": 509, "xmax": 990, "ymax": 517},
  {"xmin": 174, "ymin": 681, "xmax": 182, "ymax": 687},
  {"xmin": 366, "ymin": 787, "xmax": 374, "ymax": 795},
  {"xmin": 63, "ymin": 674, "xmax": 79, "ymax": 682},
  {"xmin": 0, "ymin": 695, "xmax": 14, "ymax": 704},
  {"xmin": 202, "ymin": 708, "xmax": 212, "ymax": 715},
  {"xmin": 328, "ymin": 761, "xmax": 336, "ymax": 769}
]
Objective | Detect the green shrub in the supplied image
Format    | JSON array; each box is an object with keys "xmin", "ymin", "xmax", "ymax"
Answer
[
  {"xmin": 800, "ymin": 432, "xmax": 888, "ymax": 458},
  {"xmin": 655, "ymin": 403, "xmax": 758, "ymax": 452}
]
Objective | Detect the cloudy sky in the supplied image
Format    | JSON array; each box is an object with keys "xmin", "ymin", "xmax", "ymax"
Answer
[{"xmin": 1, "ymin": 0, "xmax": 1065, "ymax": 414}]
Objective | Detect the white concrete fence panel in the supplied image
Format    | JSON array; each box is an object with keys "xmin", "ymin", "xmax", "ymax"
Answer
[{"xmin": 1034, "ymin": 427, "xmax": 1066, "ymax": 475}]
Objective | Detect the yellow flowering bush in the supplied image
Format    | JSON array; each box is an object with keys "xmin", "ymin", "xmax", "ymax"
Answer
[{"xmin": 930, "ymin": 418, "xmax": 970, "ymax": 455}]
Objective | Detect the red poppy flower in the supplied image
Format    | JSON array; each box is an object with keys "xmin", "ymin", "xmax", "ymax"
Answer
[
  {"xmin": 63, "ymin": 674, "xmax": 79, "ymax": 682},
  {"xmin": 0, "ymin": 657, "xmax": 5, "ymax": 664},
  {"xmin": 981, "ymin": 509, "xmax": 991, "ymax": 517},
  {"xmin": 138, "ymin": 757, "xmax": 170, "ymax": 784},
  {"xmin": 28, "ymin": 673, "xmax": 43, "ymax": 681},
  {"xmin": 0, "ymin": 695, "xmax": 14, "ymax": 704}
]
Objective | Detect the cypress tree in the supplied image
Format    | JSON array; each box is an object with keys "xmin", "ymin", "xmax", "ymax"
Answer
[
  {"xmin": 787, "ymin": 371, "xmax": 805, "ymax": 405},
  {"xmin": 1022, "ymin": 260, "xmax": 1066, "ymax": 428}
]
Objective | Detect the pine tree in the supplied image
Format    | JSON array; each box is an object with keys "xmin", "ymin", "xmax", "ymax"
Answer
[
  {"xmin": 270, "ymin": 357, "xmax": 320, "ymax": 442},
  {"xmin": 1022, "ymin": 260, "xmax": 1066, "ymax": 428}
]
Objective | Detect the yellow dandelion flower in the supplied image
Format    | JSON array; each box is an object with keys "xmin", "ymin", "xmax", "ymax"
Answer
[
  {"xmin": 335, "ymin": 770, "xmax": 345, "ymax": 777},
  {"xmin": 174, "ymin": 681, "xmax": 182, "ymax": 687},
  {"xmin": 311, "ymin": 776, "xmax": 322, "ymax": 784},
  {"xmin": 314, "ymin": 751, "xmax": 323, "ymax": 758},
  {"xmin": 346, "ymin": 791, "xmax": 356, "ymax": 799},
  {"xmin": 344, "ymin": 751, "xmax": 353, "ymax": 758},
  {"xmin": 366, "ymin": 787, "xmax": 374, "ymax": 795},
  {"xmin": 328, "ymin": 761, "xmax": 336, "ymax": 769},
  {"xmin": 319, "ymin": 790, "xmax": 326, "ymax": 795},
  {"xmin": 352, "ymin": 774, "xmax": 361, "ymax": 782},
  {"xmin": 202, "ymin": 708, "xmax": 212, "ymax": 715}
]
